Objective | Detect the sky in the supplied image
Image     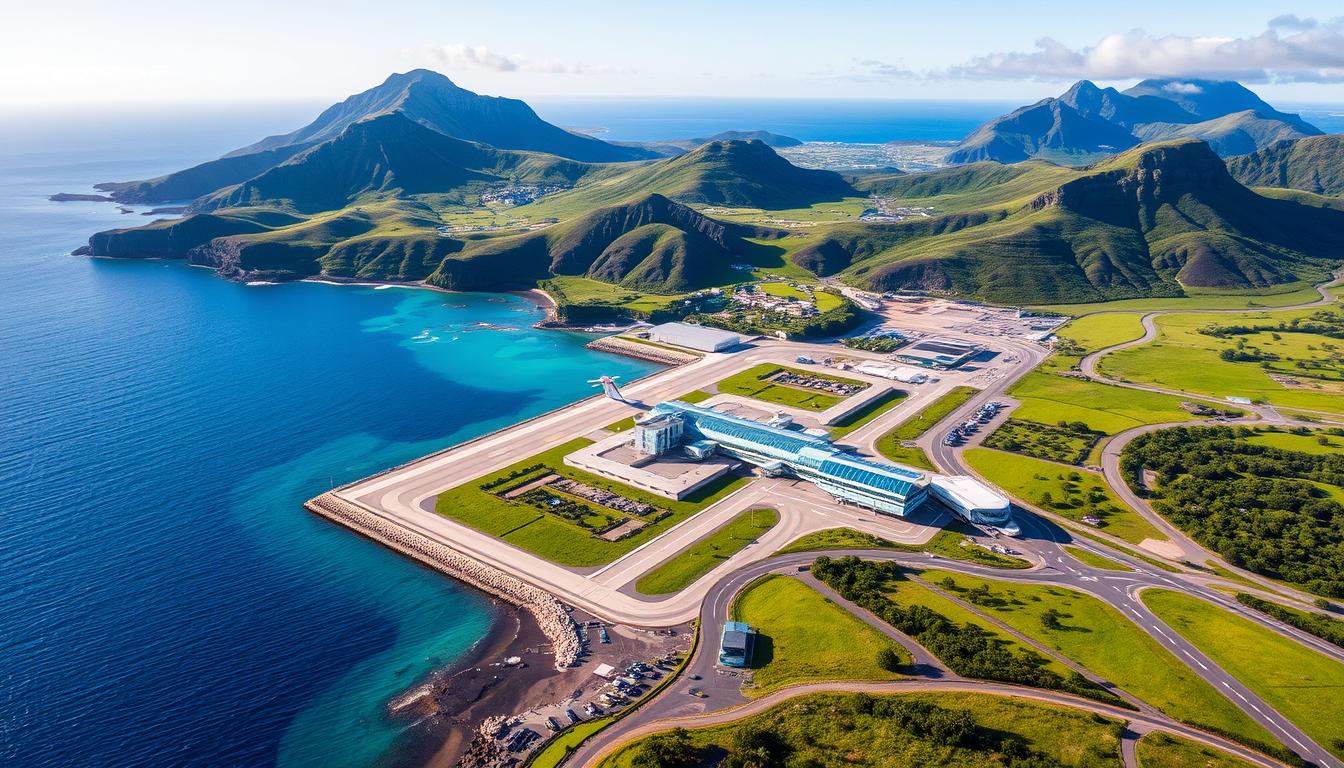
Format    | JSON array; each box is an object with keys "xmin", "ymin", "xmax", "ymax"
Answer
[{"xmin": 7, "ymin": 0, "xmax": 1344, "ymax": 107}]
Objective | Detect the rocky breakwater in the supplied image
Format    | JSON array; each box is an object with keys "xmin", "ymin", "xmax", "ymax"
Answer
[
  {"xmin": 305, "ymin": 492, "xmax": 581, "ymax": 670},
  {"xmin": 586, "ymin": 336, "xmax": 699, "ymax": 365}
]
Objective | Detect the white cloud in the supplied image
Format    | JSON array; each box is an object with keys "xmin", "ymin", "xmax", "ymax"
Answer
[
  {"xmin": 422, "ymin": 43, "xmax": 623, "ymax": 76},
  {"xmin": 1162, "ymin": 81, "xmax": 1203, "ymax": 94},
  {"xmin": 946, "ymin": 17, "xmax": 1344, "ymax": 83}
]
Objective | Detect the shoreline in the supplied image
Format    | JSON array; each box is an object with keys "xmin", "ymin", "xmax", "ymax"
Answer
[{"xmin": 384, "ymin": 602, "xmax": 558, "ymax": 768}]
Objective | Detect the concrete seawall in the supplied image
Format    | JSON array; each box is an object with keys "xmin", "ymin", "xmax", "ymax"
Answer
[{"xmin": 305, "ymin": 492, "xmax": 581, "ymax": 670}]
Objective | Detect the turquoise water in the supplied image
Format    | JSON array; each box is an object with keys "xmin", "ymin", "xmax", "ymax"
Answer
[{"xmin": 0, "ymin": 121, "xmax": 658, "ymax": 767}]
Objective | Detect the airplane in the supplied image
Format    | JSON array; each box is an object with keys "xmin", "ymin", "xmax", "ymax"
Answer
[{"xmin": 589, "ymin": 375, "xmax": 627, "ymax": 402}]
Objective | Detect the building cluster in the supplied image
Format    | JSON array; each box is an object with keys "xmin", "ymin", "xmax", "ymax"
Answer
[{"xmin": 731, "ymin": 284, "xmax": 819, "ymax": 317}]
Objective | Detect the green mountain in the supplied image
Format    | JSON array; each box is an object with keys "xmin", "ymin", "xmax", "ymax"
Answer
[
  {"xmin": 198, "ymin": 112, "xmax": 596, "ymax": 213},
  {"xmin": 802, "ymin": 140, "xmax": 1344, "ymax": 303},
  {"xmin": 523, "ymin": 139, "xmax": 854, "ymax": 213},
  {"xmin": 92, "ymin": 143, "xmax": 316, "ymax": 205},
  {"xmin": 86, "ymin": 191, "xmax": 779, "ymax": 291},
  {"xmin": 229, "ymin": 69, "xmax": 652, "ymax": 163},
  {"xmin": 1131, "ymin": 110, "xmax": 1319, "ymax": 157},
  {"xmin": 946, "ymin": 98, "xmax": 1139, "ymax": 164},
  {"xmin": 84, "ymin": 70, "xmax": 651, "ymax": 205},
  {"xmin": 1122, "ymin": 78, "xmax": 1317, "ymax": 133},
  {"xmin": 429, "ymin": 193, "xmax": 781, "ymax": 293},
  {"xmin": 947, "ymin": 79, "xmax": 1320, "ymax": 164},
  {"xmin": 1225, "ymin": 135, "xmax": 1344, "ymax": 196}
]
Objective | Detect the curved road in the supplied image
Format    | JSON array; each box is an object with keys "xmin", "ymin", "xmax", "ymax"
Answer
[{"xmin": 568, "ymin": 548, "xmax": 1341, "ymax": 768}]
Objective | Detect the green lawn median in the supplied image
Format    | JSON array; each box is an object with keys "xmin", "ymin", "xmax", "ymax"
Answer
[
  {"xmin": 715, "ymin": 363, "xmax": 866, "ymax": 411},
  {"xmin": 875, "ymin": 385, "xmax": 978, "ymax": 469},
  {"xmin": 1143, "ymin": 589, "xmax": 1344, "ymax": 761},
  {"xmin": 924, "ymin": 571, "xmax": 1280, "ymax": 756},
  {"xmin": 963, "ymin": 447, "xmax": 1165, "ymax": 545},
  {"xmin": 636, "ymin": 507, "xmax": 779, "ymax": 595}
]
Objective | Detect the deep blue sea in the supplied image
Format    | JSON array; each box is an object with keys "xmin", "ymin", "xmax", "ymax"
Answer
[
  {"xmin": 4, "ymin": 96, "xmax": 1343, "ymax": 768},
  {"xmin": 0, "ymin": 109, "xmax": 659, "ymax": 767}
]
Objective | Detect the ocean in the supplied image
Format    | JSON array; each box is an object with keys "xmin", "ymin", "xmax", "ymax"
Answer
[
  {"xmin": 4, "ymin": 96, "xmax": 1342, "ymax": 767},
  {"xmin": 0, "ymin": 111, "xmax": 659, "ymax": 767}
]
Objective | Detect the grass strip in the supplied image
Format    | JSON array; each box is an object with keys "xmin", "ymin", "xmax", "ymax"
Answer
[
  {"xmin": 924, "ymin": 571, "xmax": 1278, "ymax": 752},
  {"xmin": 1143, "ymin": 589, "xmax": 1344, "ymax": 761},
  {"xmin": 636, "ymin": 507, "xmax": 779, "ymax": 595},
  {"xmin": 874, "ymin": 385, "xmax": 978, "ymax": 469}
]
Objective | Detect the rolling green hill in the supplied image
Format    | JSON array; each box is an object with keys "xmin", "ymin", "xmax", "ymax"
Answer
[
  {"xmin": 429, "ymin": 193, "xmax": 782, "ymax": 293},
  {"xmin": 1226, "ymin": 135, "xmax": 1344, "ymax": 196},
  {"xmin": 801, "ymin": 140, "xmax": 1344, "ymax": 304},
  {"xmin": 92, "ymin": 143, "xmax": 317, "ymax": 205},
  {"xmin": 520, "ymin": 139, "xmax": 854, "ymax": 215},
  {"xmin": 1131, "ymin": 110, "xmax": 1317, "ymax": 157},
  {"xmin": 197, "ymin": 112, "xmax": 596, "ymax": 213}
]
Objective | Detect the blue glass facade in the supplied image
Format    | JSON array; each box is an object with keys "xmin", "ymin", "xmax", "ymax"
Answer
[{"xmin": 648, "ymin": 401, "xmax": 928, "ymax": 516}]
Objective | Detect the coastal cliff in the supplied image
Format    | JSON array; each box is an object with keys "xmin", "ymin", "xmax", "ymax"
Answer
[{"xmin": 304, "ymin": 493, "xmax": 581, "ymax": 670}]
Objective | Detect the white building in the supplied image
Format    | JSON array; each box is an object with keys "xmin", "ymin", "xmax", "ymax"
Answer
[{"xmin": 646, "ymin": 322, "xmax": 743, "ymax": 352}]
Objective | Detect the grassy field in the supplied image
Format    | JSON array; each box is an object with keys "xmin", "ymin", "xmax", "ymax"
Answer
[
  {"xmin": 1063, "ymin": 545, "xmax": 1133, "ymax": 571},
  {"xmin": 1007, "ymin": 370, "xmax": 1204, "ymax": 438},
  {"xmin": 875, "ymin": 385, "xmax": 979, "ymax": 469},
  {"xmin": 1143, "ymin": 589, "xmax": 1344, "ymax": 760},
  {"xmin": 704, "ymin": 197, "xmax": 873, "ymax": 225},
  {"xmin": 599, "ymin": 691, "xmax": 1124, "ymax": 768},
  {"xmin": 925, "ymin": 571, "xmax": 1279, "ymax": 751},
  {"xmin": 963, "ymin": 448, "xmax": 1165, "ymax": 545},
  {"xmin": 1244, "ymin": 428, "xmax": 1344, "ymax": 455},
  {"xmin": 1100, "ymin": 308, "xmax": 1344, "ymax": 414},
  {"xmin": 731, "ymin": 575, "xmax": 907, "ymax": 695},
  {"xmin": 982, "ymin": 418, "xmax": 1101, "ymax": 465},
  {"xmin": 1135, "ymin": 732, "xmax": 1258, "ymax": 768},
  {"xmin": 777, "ymin": 523, "xmax": 1030, "ymax": 569},
  {"xmin": 541, "ymin": 275, "xmax": 693, "ymax": 315},
  {"xmin": 1056, "ymin": 313, "xmax": 1148, "ymax": 352},
  {"xmin": 826, "ymin": 389, "xmax": 909, "ymax": 438},
  {"xmin": 715, "ymin": 363, "xmax": 865, "ymax": 411},
  {"xmin": 636, "ymin": 508, "xmax": 779, "ymax": 595},
  {"xmin": 1035, "ymin": 283, "xmax": 1326, "ymax": 314},
  {"xmin": 433, "ymin": 438, "xmax": 747, "ymax": 566}
]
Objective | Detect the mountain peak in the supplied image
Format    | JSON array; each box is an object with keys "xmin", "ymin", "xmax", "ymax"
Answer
[{"xmin": 223, "ymin": 70, "xmax": 653, "ymax": 163}]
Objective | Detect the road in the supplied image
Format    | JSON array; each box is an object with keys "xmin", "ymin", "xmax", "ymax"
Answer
[{"xmin": 569, "ymin": 548, "xmax": 1335, "ymax": 768}]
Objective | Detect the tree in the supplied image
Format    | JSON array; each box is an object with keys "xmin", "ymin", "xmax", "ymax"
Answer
[
  {"xmin": 1040, "ymin": 608, "xmax": 1063, "ymax": 631},
  {"xmin": 632, "ymin": 728, "xmax": 698, "ymax": 768},
  {"xmin": 725, "ymin": 726, "xmax": 788, "ymax": 768},
  {"xmin": 877, "ymin": 645, "xmax": 903, "ymax": 672}
]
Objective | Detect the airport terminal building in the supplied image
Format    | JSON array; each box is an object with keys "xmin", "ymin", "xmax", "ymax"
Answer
[{"xmin": 639, "ymin": 400, "xmax": 1011, "ymax": 527}]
